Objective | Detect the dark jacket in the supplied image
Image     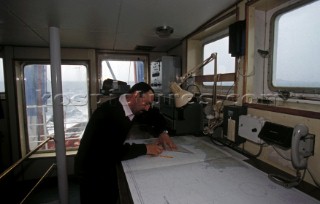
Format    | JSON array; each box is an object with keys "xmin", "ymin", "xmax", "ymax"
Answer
[
  {"xmin": 74, "ymin": 97, "xmax": 167, "ymax": 203},
  {"xmin": 74, "ymin": 97, "xmax": 166, "ymax": 177}
]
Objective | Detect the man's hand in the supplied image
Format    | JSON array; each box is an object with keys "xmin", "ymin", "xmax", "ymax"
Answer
[
  {"xmin": 146, "ymin": 144, "xmax": 163, "ymax": 156},
  {"xmin": 157, "ymin": 132, "xmax": 177, "ymax": 151}
]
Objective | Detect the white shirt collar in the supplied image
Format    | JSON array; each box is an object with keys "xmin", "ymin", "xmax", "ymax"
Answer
[{"xmin": 119, "ymin": 94, "xmax": 135, "ymax": 121}]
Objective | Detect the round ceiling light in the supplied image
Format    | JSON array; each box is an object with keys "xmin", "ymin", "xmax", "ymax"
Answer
[{"xmin": 155, "ymin": 26, "xmax": 174, "ymax": 38}]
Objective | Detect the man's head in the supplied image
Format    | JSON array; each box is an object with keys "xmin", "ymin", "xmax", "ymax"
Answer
[{"xmin": 127, "ymin": 82, "xmax": 155, "ymax": 114}]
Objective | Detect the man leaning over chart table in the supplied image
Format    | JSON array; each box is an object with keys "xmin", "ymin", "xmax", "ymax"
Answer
[{"xmin": 74, "ymin": 82, "xmax": 177, "ymax": 204}]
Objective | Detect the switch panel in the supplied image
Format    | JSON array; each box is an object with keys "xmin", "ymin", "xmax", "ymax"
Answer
[
  {"xmin": 238, "ymin": 115, "xmax": 265, "ymax": 144},
  {"xmin": 223, "ymin": 105, "xmax": 247, "ymax": 144}
]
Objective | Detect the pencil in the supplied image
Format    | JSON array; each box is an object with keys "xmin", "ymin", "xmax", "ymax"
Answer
[{"xmin": 159, "ymin": 155, "xmax": 174, "ymax": 158}]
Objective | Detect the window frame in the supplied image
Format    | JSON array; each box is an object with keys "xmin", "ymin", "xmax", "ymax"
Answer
[
  {"xmin": 18, "ymin": 61, "xmax": 90, "ymax": 153},
  {"xmin": 97, "ymin": 53, "xmax": 149, "ymax": 89},
  {"xmin": 200, "ymin": 31, "xmax": 237, "ymax": 98},
  {"xmin": 202, "ymin": 33, "xmax": 236, "ymax": 84},
  {"xmin": 268, "ymin": 0, "xmax": 320, "ymax": 94}
]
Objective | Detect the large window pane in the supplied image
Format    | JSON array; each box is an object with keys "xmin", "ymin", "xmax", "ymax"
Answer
[
  {"xmin": 203, "ymin": 36, "xmax": 235, "ymax": 86},
  {"xmin": 271, "ymin": 0, "xmax": 320, "ymax": 91},
  {"xmin": 101, "ymin": 60, "xmax": 145, "ymax": 87},
  {"xmin": 24, "ymin": 64, "xmax": 88, "ymax": 151}
]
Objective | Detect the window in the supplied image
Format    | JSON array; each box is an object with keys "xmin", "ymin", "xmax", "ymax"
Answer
[
  {"xmin": 0, "ymin": 58, "xmax": 5, "ymax": 92},
  {"xmin": 101, "ymin": 60, "xmax": 144, "ymax": 87},
  {"xmin": 24, "ymin": 64, "xmax": 88, "ymax": 151},
  {"xmin": 99, "ymin": 54, "xmax": 147, "ymax": 91},
  {"xmin": 203, "ymin": 36, "xmax": 235, "ymax": 86},
  {"xmin": 269, "ymin": 0, "xmax": 320, "ymax": 94}
]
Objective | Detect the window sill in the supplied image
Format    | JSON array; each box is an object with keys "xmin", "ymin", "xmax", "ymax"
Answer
[
  {"xmin": 29, "ymin": 150, "xmax": 78, "ymax": 158},
  {"xmin": 244, "ymin": 102, "xmax": 320, "ymax": 119}
]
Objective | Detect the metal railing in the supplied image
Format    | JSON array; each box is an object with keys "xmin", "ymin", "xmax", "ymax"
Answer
[
  {"xmin": 0, "ymin": 136, "xmax": 56, "ymax": 204},
  {"xmin": 26, "ymin": 104, "xmax": 87, "ymax": 151}
]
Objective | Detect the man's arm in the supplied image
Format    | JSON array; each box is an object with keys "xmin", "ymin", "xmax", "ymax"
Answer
[{"xmin": 134, "ymin": 107, "xmax": 177, "ymax": 150}]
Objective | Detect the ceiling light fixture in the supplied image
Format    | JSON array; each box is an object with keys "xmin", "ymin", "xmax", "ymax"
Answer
[{"xmin": 156, "ymin": 25, "xmax": 174, "ymax": 38}]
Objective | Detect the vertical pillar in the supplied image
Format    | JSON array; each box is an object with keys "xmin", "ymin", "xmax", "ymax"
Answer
[
  {"xmin": 212, "ymin": 53, "xmax": 218, "ymax": 106},
  {"xmin": 49, "ymin": 26, "xmax": 69, "ymax": 204}
]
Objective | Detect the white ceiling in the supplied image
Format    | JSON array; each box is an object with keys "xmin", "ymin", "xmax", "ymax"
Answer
[{"xmin": 0, "ymin": 0, "xmax": 239, "ymax": 52}]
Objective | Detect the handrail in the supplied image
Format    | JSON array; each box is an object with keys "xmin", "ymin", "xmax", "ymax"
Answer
[
  {"xmin": 0, "ymin": 136, "xmax": 54, "ymax": 180},
  {"xmin": 20, "ymin": 163, "xmax": 57, "ymax": 204}
]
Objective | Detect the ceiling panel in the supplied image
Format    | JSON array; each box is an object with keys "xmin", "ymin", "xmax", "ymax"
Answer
[{"xmin": 0, "ymin": 0, "xmax": 239, "ymax": 52}]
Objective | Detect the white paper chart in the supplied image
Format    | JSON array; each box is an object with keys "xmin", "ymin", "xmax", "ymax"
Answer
[{"xmin": 123, "ymin": 136, "xmax": 320, "ymax": 204}]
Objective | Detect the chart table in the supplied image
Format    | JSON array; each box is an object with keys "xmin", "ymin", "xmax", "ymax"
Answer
[{"xmin": 122, "ymin": 136, "xmax": 320, "ymax": 204}]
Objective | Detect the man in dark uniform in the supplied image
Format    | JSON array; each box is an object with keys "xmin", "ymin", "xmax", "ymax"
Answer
[{"xmin": 75, "ymin": 82, "xmax": 176, "ymax": 203}]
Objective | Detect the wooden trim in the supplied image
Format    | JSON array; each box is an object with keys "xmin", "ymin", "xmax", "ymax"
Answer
[
  {"xmin": 246, "ymin": 0, "xmax": 290, "ymax": 11},
  {"xmin": 194, "ymin": 73, "xmax": 235, "ymax": 83},
  {"xmin": 185, "ymin": 10, "xmax": 236, "ymax": 39},
  {"xmin": 244, "ymin": 103, "xmax": 320, "ymax": 119},
  {"xmin": 201, "ymin": 94, "xmax": 237, "ymax": 102},
  {"xmin": 184, "ymin": 0, "xmax": 244, "ymax": 40}
]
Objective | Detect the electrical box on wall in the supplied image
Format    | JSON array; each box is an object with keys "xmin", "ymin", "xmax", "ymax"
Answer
[
  {"xmin": 258, "ymin": 122, "xmax": 293, "ymax": 149},
  {"xmin": 150, "ymin": 56, "xmax": 181, "ymax": 94},
  {"xmin": 223, "ymin": 105, "xmax": 247, "ymax": 144},
  {"xmin": 238, "ymin": 115, "xmax": 265, "ymax": 144}
]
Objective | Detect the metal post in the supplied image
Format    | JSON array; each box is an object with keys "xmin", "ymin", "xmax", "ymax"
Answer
[
  {"xmin": 212, "ymin": 53, "xmax": 218, "ymax": 106},
  {"xmin": 49, "ymin": 26, "xmax": 69, "ymax": 204}
]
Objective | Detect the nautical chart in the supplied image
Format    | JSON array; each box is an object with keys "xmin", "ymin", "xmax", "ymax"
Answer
[{"xmin": 122, "ymin": 136, "xmax": 320, "ymax": 204}]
